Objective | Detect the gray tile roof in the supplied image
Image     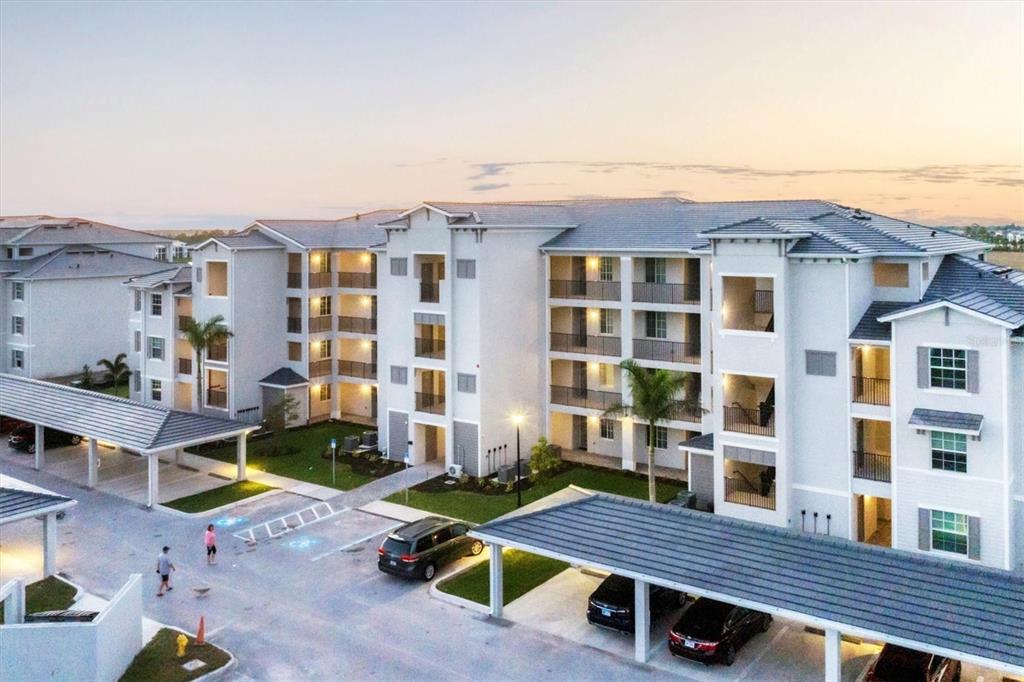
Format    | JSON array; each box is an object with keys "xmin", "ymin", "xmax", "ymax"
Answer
[
  {"xmin": 257, "ymin": 210, "xmax": 404, "ymax": 249},
  {"xmin": 0, "ymin": 487, "xmax": 75, "ymax": 524},
  {"xmin": 258, "ymin": 367, "xmax": 309, "ymax": 387},
  {"xmin": 923, "ymin": 255, "xmax": 1024, "ymax": 321},
  {"xmin": 701, "ymin": 217, "xmax": 814, "ymax": 237},
  {"xmin": 210, "ymin": 231, "xmax": 284, "ymax": 250},
  {"xmin": 849, "ymin": 301, "xmax": 914, "ymax": 341},
  {"xmin": 0, "ymin": 215, "xmax": 170, "ymax": 245},
  {"xmin": 0, "ymin": 374, "xmax": 256, "ymax": 453},
  {"xmin": 7, "ymin": 246, "xmax": 173, "ymax": 281},
  {"xmin": 909, "ymin": 408, "xmax": 984, "ymax": 433},
  {"xmin": 124, "ymin": 265, "xmax": 191, "ymax": 289},
  {"xmin": 473, "ymin": 494, "xmax": 1024, "ymax": 670},
  {"xmin": 678, "ymin": 432, "xmax": 713, "ymax": 452}
]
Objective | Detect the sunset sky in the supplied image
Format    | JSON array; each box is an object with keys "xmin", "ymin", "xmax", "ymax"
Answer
[{"xmin": 1, "ymin": 1, "xmax": 1021, "ymax": 229}]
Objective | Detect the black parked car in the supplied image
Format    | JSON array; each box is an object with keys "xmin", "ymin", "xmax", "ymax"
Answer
[
  {"xmin": 865, "ymin": 644, "xmax": 961, "ymax": 682},
  {"xmin": 668, "ymin": 598, "xmax": 772, "ymax": 666},
  {"xmin": 8, "ymin": 424, "xmax": 82, "ymax": 454},
  {"xmin": 587, "ymin": 574, "xmax": 686, "ymax": 633},
  {"xmin": 377, "ymin": 516, "xmax": 483, "ymax": 581}
]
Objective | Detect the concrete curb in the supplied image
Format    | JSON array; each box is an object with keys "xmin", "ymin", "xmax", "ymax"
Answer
[
  {"xmin": 428, "ymin": 555, "xmax": 490, "ymax": 615},
  {"xmin": 53, "ymin": 573, "xmax": 86, "ymax": 604},
  {"xmin": 162, "ymin": 623, "xmax": 237, "ymax": 681},
  {"xmin": 155, "ymin": 487, "xmax": 284, "ymax": 518}
]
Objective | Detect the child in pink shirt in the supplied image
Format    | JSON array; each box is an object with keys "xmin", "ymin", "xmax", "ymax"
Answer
[{"xmin": 205, "ymin": 524, "xmax": 217, "ymax": 565}]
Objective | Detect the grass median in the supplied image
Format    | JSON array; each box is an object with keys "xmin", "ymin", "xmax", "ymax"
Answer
[
  {"xmin": 1, "ymin": 575, "xmax": 78, "ymax": 620},
  {"xmin": 162, "ymin": 481, "xmax": 275, "ymax": 513},
  {"xmin": 120, "ymin": 628, "xmax": 231, "ymax": 682},
  {"xmin": 437, "ymin": 549, "xmax": 568, "ymax": 606}
]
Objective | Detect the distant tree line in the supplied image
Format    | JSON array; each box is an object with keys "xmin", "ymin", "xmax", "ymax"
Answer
[{"xmin": 943, "ymin": 224, "xmax": 1024, "ymax": 251}]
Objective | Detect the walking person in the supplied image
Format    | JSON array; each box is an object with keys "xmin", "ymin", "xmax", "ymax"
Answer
[
  {"xmin": 205, "ymin": 524, "xmax": 217, "ymax": 565},
  {"xmin": 156, "ymin": 546, "xmax": 175, "ymax": 596}
]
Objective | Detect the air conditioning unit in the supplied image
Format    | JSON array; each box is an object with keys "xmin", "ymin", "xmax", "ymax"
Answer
[
  {"xmin": 496, "ymin": 464, "xmax": 515, "ymax": 483},
  {"xmin": 447, "ymin": 464, "xmax": 463, "ymax": 478}
]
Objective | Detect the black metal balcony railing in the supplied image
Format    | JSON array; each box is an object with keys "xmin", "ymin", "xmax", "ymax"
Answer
[
  {"xmin": 337, "ymin": 315, "xmax": 377, "ymax": 334},
  {"xmin": 338, "ymin": 360, "xmax": 377, "ymax": 380},
  {"xmin": 338, "ymin": 271, "xmax": 376, "ymax": 288},
  {"xmin": 308, "ymin": 271, "xmax": 333, "ymax": 289},
  {"xmin": 420, "ymin": 281, "xmax": 440, "ymax": 303},
  {"xmin": 632, "ymin": 338, "xmax": 700, "ymax": 364},
  {"xmin": 309, "ymin": 315, "xmax": 333, "ymax": 333},
  {"xmin": 415, "ymin": 392, "xmax": 445, "ymax": 415},
  {"xmin": 308, "ymin": 359, "xmax": 333, "ymax": 378},
  {"xmin": 415, "ymin": 337, "xmax": 446, "ymax": 359},
  {"xmin": 207, "ymin": 344, "xmax": 227, "ymax": 362},
  {"xmin": 632, "ymin": 282, "xmax": 699, "ymax": 305},
  {"xmin": 207, "ymin": 388, "xmax": 227, "ymax": 409},
  {"xmin": 667, "ymin": 402, "xmax": 703, "ymax": 423},
  {"xmin": 287, "ymin": 316, "xmax": 302, "ymax": 333},
  {"xmin": 724, "ymin": 476, "xmax": 776, "ymax": 510},
  {"xmin": 723, "ymin": 404, "xmax": 775, "ymax": 437},
  {"xmin": 754, "ymin": 289, "xmax": 774, "ymax": 314},
  {"xmin": 177, "ymin": 314, "xmax": 193, "ymax": 330},
  {"xmin": 550, "ymin": 385, "xmax": 621, "ymax": 411},
  {"xmin": 177, "ymin": 357, "xmax": 192, "ymax": 375},
  {"xmin": 851, "ymin": 376, "xmax": 890, "ymax": 406},
  {"xmin": 549, "ymin": 279, "xmax": 621, "ymax": 301},
  {"xmin": 550, "ymin": 332, "xmax": 621, "ymax": 357},
  {"xmin": 853, "ymin": 450, "xmax": 891, "ymax": 483},
  {"xmin": 286, "ymin": 272, "xmax": 302, "ymax": 288}
]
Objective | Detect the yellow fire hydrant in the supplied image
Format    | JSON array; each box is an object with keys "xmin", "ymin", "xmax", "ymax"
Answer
[{"xmin": 176, "ymin": 633, "xmax": 189, "ymax": 658}]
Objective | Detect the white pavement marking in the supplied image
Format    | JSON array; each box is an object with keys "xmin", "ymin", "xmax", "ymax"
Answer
[
  {"xmin": 736, "ymin": 624, "xmax": 789, "ymax": 680},
  {"xmin": 233, "ymin": 502, "xmax": 350, "ymax": 542},
  {"xmin": 310, "ymin": 523, "xmax": 404, "ymax": 562}
]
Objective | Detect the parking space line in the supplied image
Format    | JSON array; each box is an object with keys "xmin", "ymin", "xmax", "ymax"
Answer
[
  {"xmin": 310, "ymin": 523, "xmax": 404, "ymax": 562},
  {"xmin": 736, "ymin": 624, "xmax": 789, "ymax": 680}
]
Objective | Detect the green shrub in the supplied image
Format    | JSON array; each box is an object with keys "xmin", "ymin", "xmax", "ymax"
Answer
[{"xmin": 529, "ymin": 437, "xmax": 561, "ymax": 478}]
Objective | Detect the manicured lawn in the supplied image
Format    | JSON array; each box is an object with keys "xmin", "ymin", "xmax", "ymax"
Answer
[
  {"xmin": 120, "ymin": 628, "xmax": 231, "ymax": 682},
  {"xmin": 1, "ymin": 575, "xmax": 77, "ymax": 621},
  {"xmin": 191, "ymin": 422, "xmax": 386, "ymax": 491},
  {"xmin": 162, "ymin": 481, "xmax": 275, "ymax": 513},
  {"xmin": 437, "ymin": 549, "xmax": 568, "ymax": 606},
  {"xmin": 385, "ymin": 465, "xmax": 685, "ymax": 524},
  {"xmin": 97, "ymin": 384, "xmax": 129, "ymax": 398}
]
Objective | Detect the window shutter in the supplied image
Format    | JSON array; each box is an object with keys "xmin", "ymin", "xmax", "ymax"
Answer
[
  {"xmin": 967, "ymin": 516, "xmax": 981, "ymax": 560},
  {"xmin": 966, "ymin": 350, "xmax": 980, "ymax": 393},
  {"xmin": 918, "ymin": 507, "xmax": 931, "ymax": 551},
  {"xmin": 917, "ymin": 347, "xmax": 929, "ymax": 388}
]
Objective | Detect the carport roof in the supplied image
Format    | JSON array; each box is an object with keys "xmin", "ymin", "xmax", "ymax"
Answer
[
  {"xmin": 0, "ymin": 487, "xmax": 76, "ymax": 524},
  {"xmin": 472, "ymin": 494, "xmax": 1024, "ymax": 673},
  {"xmin": 0, "ymin": 374, "xmax": 258, "ymax": 454}
]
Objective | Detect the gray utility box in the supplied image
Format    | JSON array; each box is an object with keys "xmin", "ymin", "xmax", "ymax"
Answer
[
  {"xmin": 496, "ymin": 464, "xmax": 516, "ymax": 483},
  {"xmin": 361, "ymin": 431, "xmax": 378, "ymax": 447},
  {"xmin": 342, "ymin": 435, "xmax": 360, "ymax": 453}
]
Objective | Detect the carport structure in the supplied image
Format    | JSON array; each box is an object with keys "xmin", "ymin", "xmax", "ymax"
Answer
[
  {"xmin": 0, "ymin": 480, "xmax": 76, "ymax": 579},
  {"xmin": 471, "ymin": 494, "xmax": 1024, "ymax": 681},
  {"xmin": 0, "ymin": 374, "xmax": 258, "ymax": 507}
]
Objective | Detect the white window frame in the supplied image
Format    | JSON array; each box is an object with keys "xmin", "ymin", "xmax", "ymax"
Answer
[
  {"xmin": 12, "ymin": 282, "xmax": 24, "ymax": 301},
  {"xmin": 929, "ymin": 509, "xmax": 969, "ymax": 556},
  {"xmin": 150, "ymin": 379, "xmax": 162, "ymax": 402},
  {"xmin": 599, "ymin": 308, "xmax": 614, "ymax": 335},
  {"xmin": 11, "ymin": 316, "xmax": 24, "ymax": 336},
  {"xmin": 11, "ymin": 349, "xmax": 24, "ymax": 369},
  {"xmin": 649, "ymin": 425, "xmax": 668, "ymax": 450},
  {"xmin": 318, "ymin": 383, "xmax": 331, "ymax": 402},
  {"xmin": 148, "ymin": 336, "xmax": 165, "ymax": 361},
  {"xmin": 598, "ymin": 363, "xmax": 614, "ymax": 388},
  {"xmin": 599, "ymin": 418, "xmax": 615, "ymax": 440},
  {"xmin": 928, "ymin": 347, "xmax": 966, "ymax": 390},
  {"xmin": 150, "ymin": 293, "xmax": 163, "ymax": 317},
  {"xmin": 930, "ymin": 431, "xmax": 967, "ymax": 473},
  {"xmin": 154, "ymin": 245, "xmax": 168, "ymax": 262},
  {"xmin": 599, "ymin": 257, "xmax": 615, "ymax": 282}
]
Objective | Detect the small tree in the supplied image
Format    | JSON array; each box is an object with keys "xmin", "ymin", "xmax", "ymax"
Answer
[
  {"xmin": 181, "ymin": 315, "xmax": 233, "ymax": 412},
  {"xmin": 264, "ymin": 393, "xmax": 300, "ymax": 432},
  {"xmin": 529, "ymin": 436, "xmax": 561, "ymax": 479},
  {"xmin": 97, "ymin": 352, "xmax": 130, "ymax": 397},
  {"xmin": 79, "ymin": 364, "xmax": 95, "ymax": 390}
]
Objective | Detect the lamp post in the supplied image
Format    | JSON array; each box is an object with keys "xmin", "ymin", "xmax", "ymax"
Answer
[{"xmin": 512, "ymin": 413, "xmax": 524, "ymax": 508}]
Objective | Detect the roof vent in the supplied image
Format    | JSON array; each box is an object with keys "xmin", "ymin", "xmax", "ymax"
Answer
[
  {"xmin": 354, "ymin": 213, "xmax": 360, "ymax": 220},
  {"xmin": 930, "ymin": 231, "xmax": 936, "ymax": 237},
  {"xmin": 850, "ymin": 208, "xmax": 870, "ymax": 221}
]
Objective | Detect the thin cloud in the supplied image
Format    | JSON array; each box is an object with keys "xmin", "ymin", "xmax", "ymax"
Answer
[{"xmin": 470, "ymin": 182, "xmax": 510, "ymax": 192}]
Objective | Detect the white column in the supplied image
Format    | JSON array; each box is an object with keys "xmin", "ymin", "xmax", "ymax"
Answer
[
  {"xmin": 236, "ymin": 433, "xmax": 248, "ymax": 481},
  {"xmin": 147, "ymin": 453, "xmax": 160, "ymax": 508},
  {"xmin": 489, "ymin": 543, "xmax": 504, "ymax": 618},
  {"xmin": 634, "ymin": 578, "xmax": 650, "ymax": 662},
  {"xmin": 621, "ymin": 418, "xmax": 636, "ymax": 471},
  {"xmin": 824, "ymin": 627, "xmax": 842, "ymax": 682},
  {"xmin": 87, "ymin": 439, "xmax": 98, "ymax": 488},
  {"xmin": 34, "ymin": 423, "xmax": 45, "ymax": 470},
  {"xmin": 3, "ymin": 578, "xmax": 25, "ymax": 624},
  {"xmin": 43, "ymin": 512, "xmax": 57, "ymax": 577}
]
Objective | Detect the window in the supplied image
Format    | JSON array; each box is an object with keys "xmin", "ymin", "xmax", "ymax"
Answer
[
  {"xmin": 288, "ymin": 342, "xmax": 301, "ymax": 361},
  {"xmin": 148, "ymin": 336, "xmax": 164, "ymax": 360},
  {"xmin": 150, "ymin": 380, "xmax": 162, "ymax": 401},
  {"xmin": 922, "ymin": 261, "xmax": 930, "ymax": 281},
  {"xmin": 456, "ymin": 259, "xmax": 476, "ymax": 279},
  {"xmin": 929, "ymin": 348, "xmax": 966, "ymax": 390},
  {"xmin": 318, "ymin": 383, "xmax": 331, "ymax": 401},
  {"xmin": 314, "ymin": 251, "xmax": 330, "ymax": 273},
  {"xmin": 390, "ymin": 258, "xmax": 407, "ymax": 276},
  {"xmin": 312, "ymin": 339, "xmax": 331, "ymax": 359},
  {"xmin": 645, "ymin": 311, "xmax": 667, "ymax": 339},
  {"xmin": 600, "ymin": 418, "xmax": 615, "ymax": 440},
  {"xmin": 12, "ymin": 282, "xmax": 24, "ymax": 300},
  {"xmin": 599, "ymin": 257, "xmax": 614, "ymax": 282},
  {"xmin": 10, "ymin": 349, "xmax": 24, "ymax": 369},
  {"xmin": 133, "ymin": 290, "xmax": 142, "ymax": 311},
  {"xmin": 207, "ymin": 262, "xmax": 228, "ymax": 296},
  {"xmin": 133, "ymin": 370, "xmax": 141, "ymax": 392},
  {"xmin": 390, "ymin": 365, "xmax": 408, "ymax": 384},
  {"xmin": 930, "ymin": 510, "xmax": 968, "ymax": 555},
  {"xmin": 18, "ymin": 247, "xmax": 33, "ymax": 257},
  {"xmin": 4, "ymin": 247, "xmax": 11, "ymax": 259},
  {"xmin": 599, "ymin": 308, "xmax": 614, "ymax": 335},
  {"xmin": 11, "ymin": 316, "xmax": 24, "ymax": 335},
  {"xmin": 155, "ymin": 246, "xmax": 167, "ymax": 261},
  {"xmin": 805, "ymin": 350, "xmax": 837, "ymax": 377},
  {"xmin": 150, "ymin": 293, "xmax": 163, "ymax": 316},
  {"xmin": 317, "ymin": 296, "xmax": 332, "ymax": 316},
  {"xmin": 645, "ymin": 258, "xmax": 666, "ymax": 284},
  {"xmin": 931, "ymin": 431, "xmax": 967, "ymax": 472},
  {"xmin": 457, "ymin": 373, "xmax": 476, "ymax": 393},
  {"xmin": 598, "ymin": 363, "xmax": 614, "ymax": 387},
  {"xmin": 134, "ymin": 330, "xmax": 142, "ymax": 352},
  {"xmin": 873, "ymin": 262, "xmax": 909, "ymax": 287},
  {"xmin": 648, "ymin": 425, "xmax": 668, "ymax": 450}
]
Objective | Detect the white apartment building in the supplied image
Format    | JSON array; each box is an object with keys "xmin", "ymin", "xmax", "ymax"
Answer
[{"xmin": 1, "ymin": 216, "xmax": 173, "ymax": 379}]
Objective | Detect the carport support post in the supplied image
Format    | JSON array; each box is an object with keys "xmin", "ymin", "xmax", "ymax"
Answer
[
  {"xmin": 43, "ymin": 512, "xmax": 57, "ymax": 577},
  {"xmin": 146, "ymin": 452, "xmax": 160, "ymax": 508},
  {"xmin": 87, "ymin": 438, "xmax": 98, "ymax": 488},
  {"xmin": 488, "ymin": 543, "xmax": 503, "ymax": 618},
  {"xmin": 236, "ymin": 432, "xmax": 247, "ymax": 481},
  {"xmin": 34, "ymin": 423, "xmax": 45, "ymax": 470},
  {"xmin": 634, "ymin": 579, "xmax": 651, "ymax": 663},
  {"xmin": 824, "ymin": 628, "xmax": 841, "ymax": 682}
]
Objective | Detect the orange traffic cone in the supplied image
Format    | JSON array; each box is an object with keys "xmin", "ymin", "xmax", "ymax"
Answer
[{"xmin": 196, "ymin": 616, "xmax": 206, "ymax": 646}]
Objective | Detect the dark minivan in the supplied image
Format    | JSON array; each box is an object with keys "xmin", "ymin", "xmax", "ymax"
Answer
[
  {"xmin": 587, "ymin": 574, "xmax": 686, "ymax": 633},
  {"xmin": 865, "ymin": 644, "xmax": 961, "ymax": 682},
  {"xmin": 8, "ymin": 424, "xmax": 81, "ymax": 454},
  {"xmin": 668, "ymin": 597, "xmax": 772, "ymax": 666},
  {"xmin": 377, "ymin": 516, "xmax": 483, "ymax": 581}
]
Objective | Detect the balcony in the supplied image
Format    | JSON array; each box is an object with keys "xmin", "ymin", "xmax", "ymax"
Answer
[
  {"xmin": 177, "ymin": 357, "xmax": 192, "ymax": 375},
  {"xmin": 287, "ymin": 272, "xmax": 302, "ymax": 288},
  {"xmin": 550, "ymin": 385, "xmax": 621, "ymax": 411},
  {"xmin": 722, "ymin": 276, "xmax": 775, "ymax": 332},
  {"xmin": 415, "ymin": 392, "xmax": 445, "ymax": 415},
  {"xmin": 724, "ymin": 474, "xmax": 776, "ymax": 510},
  {"xmin": 338, "ymin": 360, "xmax": 377, "ymax": 380},
  {"xmin": 550, "ymin": 332, "xmax": 621, "ymax": 357},
  {"xmin": 852, "ymin": 376, "xmax": 890, "ymax": 406},
  {"xmin": 549, "ymin": 279, "xmax": 620, "ymax": 301},
  {"xmin": 308, "ymin": 271, "xmax": 332, "ymax": 289},
  {"xmin": 287, "ymin": 317, "xmax": 302, "ymax": 334},
  {"xmin": 632, "ymin": 339, "xmax": 699, "ymax": 364},
  {"xmin": 723, "ymin": 404, "xmax": 775, "ymax": 437},
  {"xmin": 308, "ymin": 359, "xmax": 332, "ymax": 378},
  {"xmin": 309, "ymin": 315, "xmax": 333, "ymax": 333},
  {"xmin": 667, "ymin": 402, "xmax": 703, "ymax": 424},
  {"xmin": 338, "ymin": 272, "xmax": 376, "ymax": 288},
  {"xmin": 415, "ymin": 337, "xmax": 446, "ymax": 359},
  {"xmin": 177, "ymin": 314, "xmax": 193, "ymax": 330},
  {"xmin": 853, "ymin": 450, "xmax": 891, "ymax": 483},
  {"xmin": 207, "ymin": 388, "xmax": 227, "ymax": 409},
  {"xmin": 337, "ymin": 315, "xmax": 377, "ymax": 334},
  {"xmin": 420, "ymin": 281, "xmax": 440, "ymax": 303},
  {"xmin": 632, "ymin": 282, "xmax": 699, "ymax": 305}
]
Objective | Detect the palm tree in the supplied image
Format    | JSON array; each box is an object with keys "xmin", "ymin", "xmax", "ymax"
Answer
[
  {"xmin": 603, "ymin": 359, "xmax": 701, "ymax": 503},
  {"xmin": 97, "ymin": 353, "xmax": 130, "ymax": 397},
  {"xmin": 181, "ymin": 315, "xmax": 233, "ymax": 412}
]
